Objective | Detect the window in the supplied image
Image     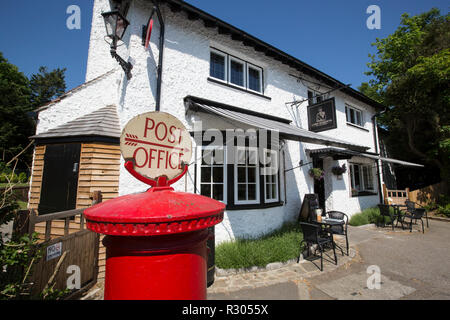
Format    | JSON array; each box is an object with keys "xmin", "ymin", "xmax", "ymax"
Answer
[
  {"xmin": 263, "ymin": 149, "xmax": 279, "ymax": 203},
  {"xmin": 210, "ymin": 51, "xmax": 227, "ymax": 81},
  {"xmin": 209, "ymin": 48, "xmax": 264, "ymax": 94},
  {"xmin": 229, "ymin": 57, "xmax": 245, "ymax": 87},
  {"xmin": 247, "ymin": 64, "xmax": 262, "ymax": 93},
  {"xmin": 198, "ymin": 147, "xmax": 226, "ymax": 202},
  {"xmin": 196, "ymin": 132, "xmax": 282, "ymax": 208},
  {"xmin": 235, "ymin": 147, "xmax": 259, "ymax": 204},
  {"xmin": 349, "ymin": 163, "xmax": 375, "ymax": 196},
  {"xmin": 345, "ymin": 105, "xmax": 363, "ymax": 127},
  {"xmin": 307, "ymin": 90, "xmax": 323, "ymax": 105}
]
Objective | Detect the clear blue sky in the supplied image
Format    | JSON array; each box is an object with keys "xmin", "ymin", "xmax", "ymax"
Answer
[{"xmin": 0, "ymin": 0, "xmax": 448, "ymax": 91}]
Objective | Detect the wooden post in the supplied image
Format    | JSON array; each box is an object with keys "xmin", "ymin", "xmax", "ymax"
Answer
[
  {"xmin": 382, "ymin": 183, "xmax": 388, "ymax": 204},
  {"xmin": 406, "ymin": 187, "xmax": 410, "ymax": 200}
]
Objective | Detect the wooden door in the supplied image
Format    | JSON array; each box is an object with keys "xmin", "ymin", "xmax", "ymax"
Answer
[{"xmin": 38, "ymin": 144, "xmax": 81, "ymax": 215}]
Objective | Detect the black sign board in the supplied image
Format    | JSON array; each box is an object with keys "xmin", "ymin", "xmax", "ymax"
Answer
[
  {"xmin": 307, "ymin": 98, "xmax": 337, "ymax": 133},
  {"xmin": 298, "ymin": 193, "xmax": 320, "ymax": 222}
]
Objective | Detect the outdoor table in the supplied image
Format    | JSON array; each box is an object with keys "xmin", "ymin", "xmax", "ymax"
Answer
[{"xmin": 313, "ymin": 218, "xmax": 346, "ymax": 254}]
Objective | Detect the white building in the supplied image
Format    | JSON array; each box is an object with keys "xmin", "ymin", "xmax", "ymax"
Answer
[{"xmin": 29, "ymin": 0, "xmax": 417, "ymax": 246}]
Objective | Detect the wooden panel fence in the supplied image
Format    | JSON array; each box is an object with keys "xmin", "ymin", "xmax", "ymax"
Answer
[
  {"xmin": 408, "ymin": 182, "xmax": 448, "ymax": 206},
  {"xmin": 23, "ymin": 192, "xmax": 102, "ymax": 299}
]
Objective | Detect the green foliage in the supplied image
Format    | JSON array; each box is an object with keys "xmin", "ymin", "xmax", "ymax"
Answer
[
  {"xmin": 0, "ymin": 52, "xmax": 67, "ymax": 169},
  {"xmin": 29, "ymin": 66, "xmax": 66, "ymax": 109},
  {"xmin": 0, "ymin": 52, "xmax": 33, "ymax": 166},
  {"xmin": 215, "ymin": 222, "xmax": 303, "ymax": 269},
  {"xmin": 349, "ymin": 207, "xmax": 395, "ymax": 226},
  {"xmin": 360, "ymin": 9, "xmax": 450, "ymax": 185}
]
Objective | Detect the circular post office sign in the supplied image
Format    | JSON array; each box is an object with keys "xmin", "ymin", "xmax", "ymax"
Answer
[{"xmin": 120, "ymin": 112, "xmax": 192, "ymax": 182}]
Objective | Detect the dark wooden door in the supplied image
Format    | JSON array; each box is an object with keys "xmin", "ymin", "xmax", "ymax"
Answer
[
  {"xmin": 313, "ymin": 158, "xmax": 325, "ymax": 211},
  {"xmin": 39, "ymin": 144, "xmax": 81, "ymax": 215}
]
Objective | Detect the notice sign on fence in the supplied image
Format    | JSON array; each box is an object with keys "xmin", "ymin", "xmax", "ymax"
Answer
[
  {"xmin": 120, "ymin": 112, "xmax": 192, "ymax": 181},
  {"xmin": 46, "ymin": 242, "xmax": 62, "ymax": 261}
]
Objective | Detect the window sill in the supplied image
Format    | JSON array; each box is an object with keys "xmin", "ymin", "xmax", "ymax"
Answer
[
  {"xmin": 346, "ymin": 122, "xmax": 369, "ymax": 132},
  {"xmin": 226, "ymin": 201, "xmax": 284, "ymax": 211},
  {"xmin": 207, "ymin": 77, "xmax": 271, "ymax": 100}
]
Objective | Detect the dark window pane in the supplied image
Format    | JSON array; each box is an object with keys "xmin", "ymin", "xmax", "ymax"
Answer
[
  {"xmin": 201, "ymin": 167, "xmax": 211, "ymax": 183},
  {"xmin": 356, "ymin": 111, "xmax": 362, "ymax": 126},
  {"xmin": 266, "ymin": 185, "xmax": 270, "ymax": 199},
  {"xmin": 238, "ymin": 167, "xmax": 246, "ymax": 182},
  {"xmin": 248, "ymin": 67, "xmax": 261, "ymax": 92},
  {"xmin": 238, "ymin": 184, "xmax": 246, "ymax": 200},
  {"xmin": 210, "ymin": 52, "xmax": 225, "ymax": 80},
  {"xmin": 248, "ymin": 184, "xmax": 256, "ymax": 200},
  {"xmin": 248, "ymin": 167, "xmax": 256, "ymax": 183},
  {"xmin": 230, "ymin": 60, "xmax": 244, "ymax": 86},
  {"xmin": 213, "ymin": 167, "xmax": 223, "ymax": 183},
  {"xmin": 354, "ymin": 165, "xmax": 361, "ymax": 190},
  {"xmin": 213, "ymin": 184, "xmax": 223, "ymax": 201},
  {"xmin": 201, "ymin": 184, "xmax": 211, "ymax": 197},
  {"xmin": 350, "ymin": 109, "xmax": 355, "ymax": 124}
]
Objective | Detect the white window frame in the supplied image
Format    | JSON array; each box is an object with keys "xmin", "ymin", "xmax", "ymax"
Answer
[
  {"xmin": 209, "ymin": 49, "xmax": 228, "ymax": 83},
  {"xmin": 234, "ymin": 146, "xmax": 260, "ymax": 205},
  {"xmin": 246, "ymin": 63, "xmax": 263, "ymax": 94},
  {"xmin": 196, "ymin": 146, "xmax": 227, "ymax": 204},
  {"xmin": 349, "ymin": 163, "xmax": 375, "ymax": 195},
  {"xmin": 228, "ymin": 56, "xmax": 246, "ymax": 89},
  {"xmin": 345, "ymin": 104, "xmax": 364, "ymax": 127},
  {"xmin": 263, "ymin": 148, "xmax": 279, "ymax": 203}
]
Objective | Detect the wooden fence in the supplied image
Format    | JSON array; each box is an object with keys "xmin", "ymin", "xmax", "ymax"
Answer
[
  {"xmin": 383, "ymin": 182, "xmax": 448, "ymax": 206},
  {"xmin": 17, "ymin": 192, "xmax": 102, "ymax": 299},
  {"xmin": 408, "ymin": 182, "xmax": 448, "ymax": 206}
]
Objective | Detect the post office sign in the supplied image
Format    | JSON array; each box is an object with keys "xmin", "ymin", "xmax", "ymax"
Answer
[{"xmin": 120, "ymin": 112, "xmax": 192, "ymax": 181}]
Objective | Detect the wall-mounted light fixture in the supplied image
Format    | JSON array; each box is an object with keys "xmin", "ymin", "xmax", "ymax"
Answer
[{"xmin": 102, "ymin": 10, "xmax": 133, "ymax": 80}]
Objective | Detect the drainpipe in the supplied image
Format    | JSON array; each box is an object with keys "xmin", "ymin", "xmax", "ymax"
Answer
[
  {"xmin": 147, "ymin": 0, "xmax": 165, "ymax": 112},
  {"xmin": 372, "ymin": 110, "xmax": 386, "ymax": 204}
]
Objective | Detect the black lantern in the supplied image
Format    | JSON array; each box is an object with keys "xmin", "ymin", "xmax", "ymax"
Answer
[{"xmin": 102, "ymin": 10, "xmax": 133, "ymax": 79}]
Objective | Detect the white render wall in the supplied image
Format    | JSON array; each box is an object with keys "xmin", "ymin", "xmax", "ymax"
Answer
[{"xmin": 35, "ymin": 0, "xmax": 383, "ymax": 244}]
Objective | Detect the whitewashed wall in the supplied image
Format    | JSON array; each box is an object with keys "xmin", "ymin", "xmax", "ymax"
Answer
[{"xmin": 36, "ymin": 0, "xmax": 382, "ymax": 244}]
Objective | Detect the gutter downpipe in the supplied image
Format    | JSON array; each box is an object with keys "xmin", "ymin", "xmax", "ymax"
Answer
[
  {"xmin": 153, "ymin": 0, "xmax": 165, "ymax": 112},
  {"xmin": 372, "ymin": 110, "xmax": 387, "ymax": 204}
]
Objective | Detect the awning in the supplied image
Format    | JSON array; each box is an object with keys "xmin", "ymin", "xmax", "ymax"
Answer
[
  {"xmin": 185, "ymin": 96, "xmax": 369, "ymax": 152},
  {"xmin": 306, "ymin": 147, "xmax": 424, "ymax": 167}
]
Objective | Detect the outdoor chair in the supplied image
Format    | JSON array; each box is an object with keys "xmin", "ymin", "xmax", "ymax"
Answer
[
  {"xmin": 298, "ymin": 222, "xmax": 337, "ymax": 271},
  {"xmin": 402, "ymin": 207, "xmax": 426, "ymax": 233},
  {"xmin": 378, "ymin": 204, "xmax": 403, "ymax": 231},
  {"xmin": 325, "ymin": 211, "xmax": 349, "ymax": 256},
  {"xmin": 405, "ymin": 200, "xmax": 429, "ymax": 228}
]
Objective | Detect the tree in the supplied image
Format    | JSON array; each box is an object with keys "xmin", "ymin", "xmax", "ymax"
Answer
[
  {"xmin": 360, "ymin": 8, "xmax": 450, "ymax": 187},
  {"xmin": 29, "ymin": 66, "xmax": 66, "ymax": 109},
  {"xmin": 0, "ymin": 52, "xmax": 33, "ymax": 166}
]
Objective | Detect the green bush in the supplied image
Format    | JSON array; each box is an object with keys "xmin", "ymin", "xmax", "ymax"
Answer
[
  {"xmin": 215, "ymin": 222, "xmax": 303, "ymax": 269},
  {"xmin": 437, "ymin": 203, "xmax": 450, "ymax": 217},
  {"xmin": 349, "ymin": 206, "xmax": 394, "ymax": 226},
  {"xmin": 18, "ymin": 172, "xmax": 27, "ymax": 183}
]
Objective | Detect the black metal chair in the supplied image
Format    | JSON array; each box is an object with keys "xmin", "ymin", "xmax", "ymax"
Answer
[
  {"xmin": 325, "ymin": 211, "xmax": 349, "ymax": 256},
  {"xmin": 402, "ymin": 207, "xmax": 426, "ymax": 233},
  {"xmin": 378, "ymin": 204, "xmax": 403, "ymax": 230},
  {"xmin": 405, "ymin": 200, "xmax": 429, "ymax": 228},
  {"xmin": 298, "ymin": 222, "xmax": 337, "ymax": 271}
]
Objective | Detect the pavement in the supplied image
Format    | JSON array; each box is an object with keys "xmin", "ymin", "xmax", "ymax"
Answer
[{"xmin": 81, "ymin": 219, "xmax": 450, "ymax": 300}]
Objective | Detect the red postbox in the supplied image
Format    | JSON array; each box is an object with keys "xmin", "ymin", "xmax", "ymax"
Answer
[
  {"xmin": 84, "ymin": 185, "xmax": 225, "ymax": 300},
  {"xmin": 84, "ymin": 111, "xmax": 225, "ymax": 300}
]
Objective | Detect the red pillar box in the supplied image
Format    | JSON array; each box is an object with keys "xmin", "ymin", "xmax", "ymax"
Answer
[
  {"xmin": 85, "ymin": 112, "xmax": 225, "ymax": 300},
  {"xmin": 84, "ymin": 186, "xmax": 225, "ymax": 300}
]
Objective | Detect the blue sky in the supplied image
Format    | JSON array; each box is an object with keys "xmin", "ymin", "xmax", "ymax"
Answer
[{"xmin": 0, "ymin": 0, "xmax": 448, "ymax": 91}]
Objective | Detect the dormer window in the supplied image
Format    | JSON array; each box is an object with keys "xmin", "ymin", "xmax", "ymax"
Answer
[{"xmin": 345, "ymin": 104, "xmax": 364, "ymax": 127}]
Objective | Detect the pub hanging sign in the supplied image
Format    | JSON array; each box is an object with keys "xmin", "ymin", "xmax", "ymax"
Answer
[{"xmin": 307, "ymin": 97, "xmax": 337, "ymax": 133}]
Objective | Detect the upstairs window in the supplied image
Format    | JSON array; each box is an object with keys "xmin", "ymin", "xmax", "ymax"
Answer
[
  {"xmin": 209, "ymin": 48, "xmax": 264, "ymax": 94},
  {"xmin": 345, "ymin": 104, "xmax": 363, "ymax": 127},
  {"xmin": 210, "ymin": 50, "xmax": 227, "ymax": 81},
  {"xmin": 229, "ymin": 57, "xmax": 245, "ymax": 87},
  {"xmin": 307, "ymin": 90, "xmax": 323, "ymax": 105},
  {"xmin": 247, "ymin": 65, "xmax": 262, "ymax": 93}
]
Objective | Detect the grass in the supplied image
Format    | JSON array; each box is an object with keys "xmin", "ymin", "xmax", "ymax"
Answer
[
  {"xmin": 215, "ymin": 222, "xmax": 303, "ymax": 269},
  {"xmin": 349, "ymin": 206, "xmax": 395, "ymax": 226}
]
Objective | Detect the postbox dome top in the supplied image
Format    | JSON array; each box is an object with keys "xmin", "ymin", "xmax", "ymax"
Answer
[{"xmin": 84, "ymin": 187, "xmax": 225, "ymax": 236}]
